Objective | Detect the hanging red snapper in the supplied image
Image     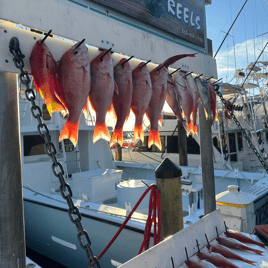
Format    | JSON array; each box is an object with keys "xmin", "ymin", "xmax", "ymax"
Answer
[
  {"xmin": 131, "ymin": 62, "xmax": 152, "ymax": 143},
  {"xmin": 195, "ymin": 78, "xmax": 213, "ymax": 120},
  {"xmin": 166, "ymin": 75, "xmax": 188, "ymax": 131},
  {"xmin": 89, "ymin": 50, "xmax": 118, "ymax": 143},
  {"xmin": 186, "ymin": 74, "xmax": 200, "ymax": 135},
  {"xmin": 30, "ymin": 40, "xmax": 66, "ymax": 115},
  {"xmin": 110, "ymin": 58, "xmax": 133, "ymax": 147},
  {"xmin": 147, "ymin": 54, "xmax": 196, "ymax": 150},
  {"xmin": 207, "ymin": 81, "xmax": 217, "ymax": 121},
  {"xmin": 174, "ymin": 71, "xmax": 193, "ymax": 134},
  {"xmin": 57, "ymin": 42, "xmax": 91, "ymax": 146}
]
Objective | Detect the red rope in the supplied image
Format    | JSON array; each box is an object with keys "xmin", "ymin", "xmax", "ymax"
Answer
[{"xmin": 91, "ymin": 184, "xmax": 161, "ymax": 267}]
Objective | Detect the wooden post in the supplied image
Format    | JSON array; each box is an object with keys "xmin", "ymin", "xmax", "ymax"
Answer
[
  {"xmin": 115, "ymin": 143, "xmax": 122, "ymax": 161},
  {"xmin": 155, "ymin": 158, "xmax": 183, "ymax": 241},
  {"xmin": 177, "ymin": 120, "xmax": 188, "ymax": 166},
  {"xmin": 198, "ymin": 103, "xmax": 216, "ymax": 215},
  {"xmin": 0, "ymin": 72, "xmax": 26, "ymax": 267}
]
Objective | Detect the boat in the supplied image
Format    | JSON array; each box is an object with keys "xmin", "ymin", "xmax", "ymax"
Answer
[{"xmin": 1, "ymin": 0, "xmax": 268, "ymax": 267}]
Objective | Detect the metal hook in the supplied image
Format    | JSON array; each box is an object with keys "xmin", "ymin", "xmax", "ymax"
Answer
[
  {"xmin": 205, "ymin": 234, "xmax": 210, "ymax": 246},
  {"xmin": 139, "ymin": 59, "xmax": 151, "ymax": 70},
  {"xmin": 215, "ymin": 226, "xmax": 219, "ymax": 239},
  {"xmin": 40, "ymin": 29, "xmax": 52, "ymax": 44},
  {"xmin": 224, "ymin": 221, "xmax": 228, "ymax": 232},
  {"xmin": 171, "ymin": 257, "xmax": 175, "ymax": 268},
  {"xmin": 206, "ymin": 76, "xmax": 214, "ymax": 81},
  {"xmin": 196, "ymin": 239, "xmax": 200, "ymax": 254},
  {"xmin": 185, "ymin": 247, "xmax": 189, "ymax": 262},
  {"xmin": 141, "ymin": 180, "xmax": 149, "ymax": 188},
  {"xmin": 167, "ymin": 80, "xmax": 175, "ymax": 85},
  {"xmin": 170, "ymin": 67, "xmax": 181, "ymax": 75},
  {"xmin": 194, "ymin": 73, "xmax": 203, "ymax": 80},
  {"xmin": 121, "ymin": 55, "xmax": 134, "ymax": 66},
  {"xmin": 99, "ymin": 47, "xmax": 112, "ymax": 61},
  {"xmin": 213, "ymin": 78, "xmax": 223, "ymax": 84},
  {"xmin": 73, "ymin": 39, "xmax": 86, "ymax": 54},
  {"xmin": 185, "ymin": 71, "xmax": 193, "ymax": 78},
  {"xmin": 156, "ymin": 63, "xmax": 167, "ymax": 73}
]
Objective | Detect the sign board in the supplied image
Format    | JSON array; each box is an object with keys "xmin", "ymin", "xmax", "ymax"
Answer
[{"xmin": 90, "ymin": 0, "xmax": 205, "ymax": 47}]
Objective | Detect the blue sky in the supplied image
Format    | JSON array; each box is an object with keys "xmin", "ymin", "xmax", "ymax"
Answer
[{"xmin": 206, "ymin": 0, "xmax": 268, "ymax": 84}]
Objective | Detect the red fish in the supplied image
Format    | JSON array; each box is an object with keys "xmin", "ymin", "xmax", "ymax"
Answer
[
  {"xmin": 89, "ymin": 50, "xmax": 118, "ymax": 143},
  {"xmin": 185, "ymin": 259, "xmax": 217, "ymax": 267},
  {"xmin": 174, "ymin": 71, "xmax": 193, "ymax": 134},
  {"xmin": 224, "ymin": 230, "xmax": 266, "ymax": 248},
  {"xmin": 147, "ymin": 54, "xmax": 196, "ymax": 150},
  {"xmin": 30, "ymin": 40, "xmax": 66, "ymax": 115},
  {"xmin": 166, "ymin": 75, "xmax": 188, "ymax": 131},
  {"xmin": 185, "ymin": 74, "xmax": 199, "ymax": 135},
  {"xmin": 207, "ymin": 81, "xmax": 217, "ymax": 121},
  {"xmin": 57, "ymin": 42, "xmax": 90, "ymax": 146},
  {"xmin": 216, "ymin": 236, "xmax": 264, "ymax": 255},
  {"xmin": 110, "ymin": 58, "xmax": 133, "ymax": 147},
  {"xmin": 207, "ymin": 244, "xmax": 256, "ymax": 265},
  {"xmin": 131, "ymin": 62, "xmax": 152, "ymax": 143},
  {"xmin": 197, "ymin": 251, "xmax": 238, "ymax": 268}
]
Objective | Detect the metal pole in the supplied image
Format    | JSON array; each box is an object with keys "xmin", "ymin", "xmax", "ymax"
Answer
[
  {"xmin": 198, "ymin": 103, "xmax": 216, "ymax": 215},
  {"xmin": 177, "ymin": 120, "xmax": 188, "ymax": 166},
  {"xmin": 115, "ymin": 143, "xmax": 122, "ymax": 161},
  {"xmin": 155, "ymin": 158, "xmax": 184, "ymax": 241},
  {"xmin": 0, "ymin": 72, "xmax": 26, "ymax": 267}
]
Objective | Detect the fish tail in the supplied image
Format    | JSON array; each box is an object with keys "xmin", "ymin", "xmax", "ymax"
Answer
[
  {"xmin": 93, "ymin": 122, "xmax": 111, "ymax": 144},
  {"xmin": 148, "ymin": 130, "xmax": 162, "ymax": 151},
  {"xmin": 46, "ymin": 98, "xmax": 66, "ymax": 116},
  {"xmin": 187, "ymin": 122, "xmax": 192, "ymax": 133},
  {"xmin": 243, "ymin": 259, "xmax": 257, "ymax": 266},
  {"xmin": 59, "ymin": 120, "xmax": 79, "ymax": 147},
  {"xmin": 256, "ymin": 242, "xmax": 266, "ymax": 248},
  {"xmin": 134, "ymin": 124, "xmax": 144, "ymax": 143},
  {"xmin": 110, "ymin": 128, "xmax": 123, "ymax": 147},
  {"xmin": 182, "ymin": 122, "xmax": 190, "ymax": 133},
  {"xmin": 250, "ymin": 248, "xmax": 264, "ymax": 255},
  {"xmin": 192, "ymin": 124, "xmax": 198, "ymax": 135}
]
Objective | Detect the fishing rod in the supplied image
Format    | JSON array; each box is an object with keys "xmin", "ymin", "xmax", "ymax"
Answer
[{"xmin": 214, "ymin": 0, "xmax": 248, "ymax": 58}]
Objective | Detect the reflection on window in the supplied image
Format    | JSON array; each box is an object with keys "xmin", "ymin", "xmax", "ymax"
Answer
[
  {"xmin": 237, "ymin": 132, "xmax": 243, "ymax": 151},
  {"xmin": 24, "ymin": 135, "xmax": 47, "ymax": 156}
]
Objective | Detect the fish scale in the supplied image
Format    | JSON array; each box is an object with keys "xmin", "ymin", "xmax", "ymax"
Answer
[
  {"xmin": 57, "ymin": 42, "xmax": 91, "ymax": 147},
  {"xmin": 30, "ymin": 40, "xmax": 66, "ymax": 116},
  {"xmin": 110, "ymin": 58, "xmax": 133, "ymax": 147},
  {"xmin": 89, "ymin": 50, "xmax": 118, "ymax": 144}
]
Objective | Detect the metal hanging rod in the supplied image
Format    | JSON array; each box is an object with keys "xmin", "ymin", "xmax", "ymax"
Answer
[
  {"xmin": 194, "ymin": 73, "xmax": 203, "ymax": 80},
  {"xmin": 73, "ymin": 38, "xmax": 85, "ymax": 54},
  {"xmin": 213, "ymin": 78, "xmax": 223, "ymax": 84},
  {"xmin": 185, "ymin": 71, "xmax": 193, "ymax": 77},
  {"xmin": 156, "ymin": 63, "xmax": 167, "ymax": 73},
  {"xmin": 170, "ymin": 67, "xmax": 181, "ymax": 75},
  {"xmin": 99, "ymin": 47, "xmax": 112, "ymax": 61},
  {"xmin": 121, "ymin": 55, "xmax": 134, "ymax": 66},
  {"xmin": 206, "ymin": 76, "xmax": 214, "ymax": 81},
  {"xmin": 40, "ymin": 29, "xmax": 52, "ymax": 44},
  {"xmin": 139, "ymin": 59, "xmax": 151, "ymax": 70}
]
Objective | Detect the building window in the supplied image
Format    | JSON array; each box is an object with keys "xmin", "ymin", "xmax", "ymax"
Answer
[{"xmin": 24, "ymin": 135, "xmax": 47, "ymax": 156}]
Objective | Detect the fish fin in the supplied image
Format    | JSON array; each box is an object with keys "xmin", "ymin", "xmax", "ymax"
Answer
[
  {"xmin": 148, "ymin": 130, "xmax": 162, "ymax": 151},
  {"xmin": 182, "ymin": 121, "xmax": 190, "ymax": 133},
  {"xmin": 214, "ymin": 110, "xmax": 218, "ymax": 121},
  {"xmin": 125, "ymin": 110, "xmax": 131, "ymax": 123},
  {"xmin": 158, "ymin": 115, "xmax": 162, "ymax": 127},
  {"xmin": 181, "ymin": 110, "xmax": 185, "ymax": 118},
  {"xmin": 114, "ymin": 81, "xmax": 119, "ymax": 95},
  {"xmin": 134, "ymin": 124, "xmax": 144, "ymax": 143},
  {"xmin": 59, "ymin": 120, "xmax": 79, "ymax": 147},
  {"xmin": 32, "ymin": 78, "xmax": 44, "ymax": 99},
  {"xmin": 192, "ymin": 124, "xmax": 198, "ymax": 135},
  {"xmin": 145, "ymin": 111, "xmax": 150, "ymax": 121},
  {"xmin": 187, "ymin": 122, "xmax": 193, "ymax": 134},
  {"xmin": 110, "ymin": 128, "xmax": 123, "ymax": 147},
  {"xmin": 107, "ymin": 102, "xmax": 116, "ymax": 118},
  {"xmin": 45, "ymin": 97, "xmax": 66, "ymax": 116},
  {"xmin": 93, "ymin": 123, "xmax": 111, "ymax": 143},
  {"xmin": 82, "ymin": 98, "xmax": 90, "ymax": 119}
]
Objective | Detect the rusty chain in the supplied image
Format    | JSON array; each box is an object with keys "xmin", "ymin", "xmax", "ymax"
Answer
[
  {"xmin": 9, "ymin": 36, "xmax": 101, "ymax": 268},
  {"xmin": 213, "ymin": 84, "xmax": 268, "ymax": 173}
]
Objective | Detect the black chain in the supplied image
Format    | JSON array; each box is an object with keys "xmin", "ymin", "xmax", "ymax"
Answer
[
  {"xmin": 213, "ymin": 84, "xmax": 268, "ymax": 173},
  {"xmin": 9, "ymin": 37, "xmax": 101, "ymax": 268}
]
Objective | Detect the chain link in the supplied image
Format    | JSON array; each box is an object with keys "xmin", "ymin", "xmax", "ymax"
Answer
[
  {"xmin": 213, "ymin": 84, "xmax": 268, "ymax": 173},
  {"xmin": 9, "ymin": 37, "xmax": 102, "ymax": 267}
]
